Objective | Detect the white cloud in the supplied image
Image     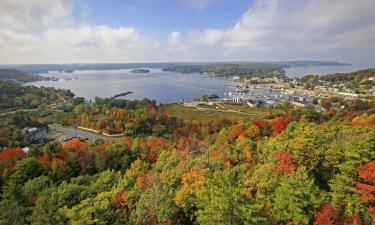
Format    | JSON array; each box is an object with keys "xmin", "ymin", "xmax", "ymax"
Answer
[
  {"xmin": 169, "ymin": 31, "xmax": 181, "ymax": 45},
  {"xmin": 0, "ymin": 25, "xmax": 158, "ymax": 63},
  {"xmin": 0, "ymin": 0, "xmax": 374, "ymax": 64},
  {"xmin": 171, "ymin": 0, "xmax": 375, "ymax": 64},
  {"xmin": 0, "ymin": 0, "xmax": 73, "ymax": 29}
]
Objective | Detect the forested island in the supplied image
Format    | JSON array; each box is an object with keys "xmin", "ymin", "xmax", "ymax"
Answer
[
  {"xmin": 131, "ymin": 69, "xmax": 150, "ymax": 73},
  {"xmin": 0, "ymin": 78, "xmax": 374, "ymax": 225},
  {"xmin": 162, "ymin": 63, "xmax": 286, "ymax": 78}
]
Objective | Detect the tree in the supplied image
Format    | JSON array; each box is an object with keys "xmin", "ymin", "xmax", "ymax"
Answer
[
  {"xmin": 352, "ymin": 160, "xmax": 375, "ymax": 222},
  {"xmin": 22, "ymin": 176, "xmax": 51, "ymax": 204},
  {"xmin": 30, "ymin": 182, "xmax": 88, "ymax": 225},
  {"xmin": 196, "ymin": 167, "xmax": 265, "ymax": 225},
  {"xmin": 0, "ymin": 147, "xmax": 26, "ymax": 177},
  {"xmin": 353, "ymin": 161, "xmax": 375, "ymax": 202},
  {"xmin": 274, "ymin": 167, "xmax": 320, "ymax": 225},
  {"xmin": 59, "ymin": 191, "xmax": 125, "ymax": 225},
  {"xmin": 330, "ymin": 130, "xmax": 374, "ymax": 219},
  {"xmin": 272, "ymin": 117, "xmax": 289, "ymax": 135},
  {"xmin": 132, "ymin": 184, "xmax": 178, "ymax": 225},
  {"xmin": 313, "ymin": 204, "xmax": 337, "ymax": 225},
  {"xmin": 273, "ymin": 151, "xmax": 296, "ymax": 175},
  {"xmin": 105, "ymin": 143, "xmax": 135, "ymax": 171},
  {"xmin": 175, "ymin": 168, "xmax": 208, "ymax": 218},
  {"xmin": 10, "ymin": 158, "xmax": 46, "ymax": 186}
]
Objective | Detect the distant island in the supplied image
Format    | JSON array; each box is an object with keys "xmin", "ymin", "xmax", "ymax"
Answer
[{"xmin": 131, "ymin": 69, "xmax": 150, "ymax": 73}]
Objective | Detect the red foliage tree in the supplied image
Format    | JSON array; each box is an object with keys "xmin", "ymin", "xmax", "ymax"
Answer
[
  {"xmin": 136, "ymin": 176, "xmax": 145, "ymax": 186},
  {"xmin": 123, "ymin": 137, "xmax": 133, "ymax": 148},
  {"xmin": 352, "ymin": 161, "xmax": 375, "ymax": 223},
  {"xmin": 112, "ymin": 189, "xmax": 127, "ymax": 208},
  {"xmin": 313, "ymin": 204, "xmax": 337, "ymax": 225},
  {"xmin": 254, "ymin": 119, "xmax": 273, "ymax": 137},
  {"xmin": 367, "ymin": 207, "xmax": 375, "ymax": 221},
  {"xmin": 163, "ymin": 220, "xmax": 173, "ymax": 225},
  {"xmin": 176, "ymin": 137, "xmax": 191, "ymax": 152},
  {"xmin": 272, "ymin": 117, "xmax": 289, "ymax": 135},
  {"xmin": 0, "ymin": 147, "xmax": 27, "ymax": 174},
  {"xmin": 173, "ymin": 127, "xmax": 189, "ymax": 137},
  {"xmin": 38, "ymin": 154, "xmax": 51, "ymax": 167},
  {"xmin": 244, "ymin": 144, "xmax": 252, "ymax": 163},
  {"xmin": 352, "ymin": 161, "xmax": 375, "ymax": 202},
  {"xmin": 346, "ymin": 215, "xmax": 362, "ymax": 225},
  {"xmin": 228, "ymin": 124, "xmax": 244, "ymax": 140},
  {"xmin": 61, "ymin": 138, "xmax": 88, "ymax": 152},
  {"xmin": 273, "ymin": 151, "xmax": 296, "ymax": 175}
]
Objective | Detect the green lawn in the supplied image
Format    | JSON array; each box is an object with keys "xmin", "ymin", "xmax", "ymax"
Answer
[
  {"xmin": 220, "ymin": 103, "xmax": 282, "ymax": 115},
  {"xmin": 160, "ymin": 103, "xmax": 276, "ymax": 123}
]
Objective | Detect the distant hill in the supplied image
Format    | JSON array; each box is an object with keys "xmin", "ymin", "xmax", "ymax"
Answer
[
  {"xmin": 0, "ymin": 61, "xmax": 351, "ymax": 73},
  {"xmin": 317, "ymin": 68, "xmax": 375, "ymax": 82},
  {"xmin": 0, "ymin": 80, "xmax": 75, "ymax": 111},
  {"xmin": 271, "ymin": 60, "xmax": 351, "ymax": 68},
  {"xmin": 0, "ymin": 69, "xmax": 44, "ymax": 83}
]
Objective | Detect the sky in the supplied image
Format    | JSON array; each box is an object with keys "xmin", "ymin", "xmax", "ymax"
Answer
[{"xmin": 0, "ymin": 0, "xmax": 374, "ymax": 65}]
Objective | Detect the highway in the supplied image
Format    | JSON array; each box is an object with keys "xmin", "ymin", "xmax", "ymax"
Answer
[{"xmin": 48, "ymin": 124, "xmax": 113, "ymax": 142}]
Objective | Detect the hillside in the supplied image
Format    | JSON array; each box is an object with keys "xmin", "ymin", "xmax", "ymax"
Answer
[
  {"xmin": 0, "ymin": 82, "xmax": 374, "ymax": 224},
  {"xmin": 318, "ymin": 68, "xmax": 375, "ymax": 82},
  {"xmin": 0, "ymin": 81, "xmax": 75, "ymax": 111}
]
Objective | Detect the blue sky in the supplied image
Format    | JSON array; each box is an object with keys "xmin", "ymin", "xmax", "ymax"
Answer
[
  {"xmin": 0, "ymin": 0, "xmax": 374, "ymax": 65},
  {"xmin": 77, "ymin": 0, "xmax": 251, "ymax": 34}
]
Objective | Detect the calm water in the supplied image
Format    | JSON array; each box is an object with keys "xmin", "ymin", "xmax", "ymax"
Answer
[
  {"xmin": 26, "ymin": 69, "xmax": 234, "ymax": 103},
  {"xmin": 26, "ymin": 65, "xmax": 373, "ymax": 103}
]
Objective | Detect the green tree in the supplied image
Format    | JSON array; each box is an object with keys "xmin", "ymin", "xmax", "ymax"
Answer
[
  {"xmin": 274, "ymin": 167, "xmax": 320, "ymax": 225},
  {"xmin": 196, "ymin": 167, "xmax": 265, "ymax": 225}
]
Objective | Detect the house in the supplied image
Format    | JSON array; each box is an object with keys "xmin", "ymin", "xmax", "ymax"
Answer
[
  {"xmin": 22, "ymin": 127, "xmax": 47, "ymax": 143},
  {"xmin": 232, "ymin": 76, "xmax": 241, "ymax": 81},
  {"xmin": 22, "ymin": 147, "xmax": 30, "ymax": 153},
  {"xmin": 289, "ymin": 95, "xmax": 314, "ymax": 108},
  {"xmin": 338, "ymin": 92, "xmax": 359, "ymax": 100},
  {"xmin": 247, "ymin": 99, "xmax": 259, "ymax": 108},
  {"xmin": 261, "ymin": 99, "xmax": 277, "ymax": 108},
  {"xmin": 262, "ymin": 77, "xmax": 275, "ymax": 83},
  {"xmin": 233, "ymin": 97, "xmax": 244, "ymax": 103}
]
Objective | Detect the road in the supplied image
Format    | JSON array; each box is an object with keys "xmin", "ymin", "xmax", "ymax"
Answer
[
  {"xmin": 48, "ymin": 124, "xmax": 113, "ymax": 142},
  {"xmin": 0, "ymin": 108, "xmax": 39, "ymax": 117}
]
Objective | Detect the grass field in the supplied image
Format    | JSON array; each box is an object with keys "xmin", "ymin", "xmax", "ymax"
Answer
[{"xmin": 160, "ymin": 103, "xmax": 278, "ymax": 123}]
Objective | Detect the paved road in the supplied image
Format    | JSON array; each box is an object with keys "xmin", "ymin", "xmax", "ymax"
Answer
[
  {"xmin": 0, "ymin": 108, "xmax": 39, "ymax": 117},
  {"xmin": 48, "ymin": 124, "xmax": 113, "ymax": 142}
]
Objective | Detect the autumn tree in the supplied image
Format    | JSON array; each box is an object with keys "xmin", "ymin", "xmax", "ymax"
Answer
[
  {"xmin": 196, "ymin": 167, "xmax": 265, "ymax": 225},
  {"xmin": 313, "ymin": 204, "xmax": 337, "ymax": 225},
  {"xmin": 274, "ymin": 167, "xmax": 320, "ymax": 225}
]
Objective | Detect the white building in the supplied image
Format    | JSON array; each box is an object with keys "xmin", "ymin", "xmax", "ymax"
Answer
[{"xmin": 338, "ymin": 92, "xmax": 359, "ymax": 100}]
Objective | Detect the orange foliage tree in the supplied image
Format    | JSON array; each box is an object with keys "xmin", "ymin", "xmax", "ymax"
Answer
[
  {"xmin": 0, "ymin": 147, "xmax": 27, "ymax": 174},
  {"xmin": 352, "ymin": 161, "xmax": 375, "ymax": 221},
  {"xmin": 228, "ymin": 124, "xmax": 245, "ymax": 140},
  {"xmin": 351, "ymin": 114, "xmax": 375, "ymax": 127},
  {"xmin": 272, "ymin": 117, "xmax": 289, "ymax": 135},
  {"xmin": 313, "ymin": 204, "xmax": 337, "ymax": 225},
  {"xmin": 61, "ymin": 138, "xmax": 88, "ymax": 153},
  {"xmin": 273, "ymin": 151, "xmax": 296, "ymax": 175},
  {"xmin": 353, "ymin": 161, "xmax": 375, "ymax": 202}
]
